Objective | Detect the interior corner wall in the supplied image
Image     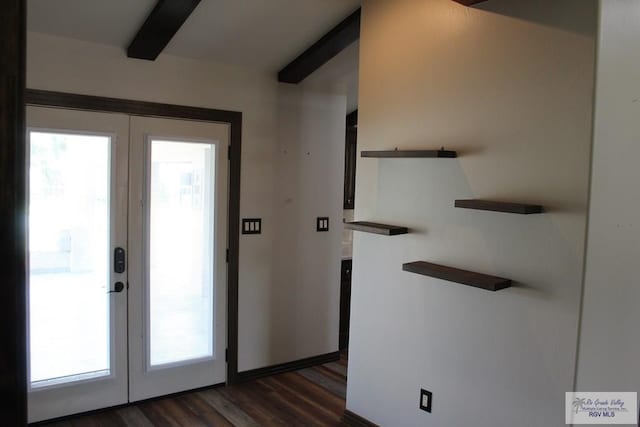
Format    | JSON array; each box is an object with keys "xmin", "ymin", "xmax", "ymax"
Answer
[
  {"xmin": 26, "ymin": 32, "xmax": 345, "ymax": 373},
  {"xmin": 348, "ymin": 1, "xmax": 597, "ymax": 426},
  {"xmin": 575, "ymin": 0, "xmax": 640, "ymax": 397},
  {"xmin": 238, "ymin": 83, "xmax": 345, "ymax": 371},
  {"xmin": 268, "ymin": 84, "xmax": 345, "ymax": 365}
]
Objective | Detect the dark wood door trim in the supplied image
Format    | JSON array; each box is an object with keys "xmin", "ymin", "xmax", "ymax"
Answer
[
  {"xmin": 25, "ymin": 89, "xmax": 243, "ymax": 385},
  {"xmin": 25, "ymin": 90, "xmax": 241, "ymax": 123},
  {"xmin": 346, "ymin": 109, "xmax": 358, "ymax": 128},
  {"xmin": 343, "ymin": 127, "xmax": 357, "ymax": 209},
  {"xmin": 0, "ymin": 0, "xmax": 27, "ymax": 424},
  {"xmin": 339, "ymin": 259, "xmax": 352, "ymax": 350}
]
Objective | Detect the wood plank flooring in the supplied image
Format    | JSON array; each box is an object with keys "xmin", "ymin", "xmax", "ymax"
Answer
[{"xmin": 40, "ymin": 354, "xmax": 349, "ymax": 427}]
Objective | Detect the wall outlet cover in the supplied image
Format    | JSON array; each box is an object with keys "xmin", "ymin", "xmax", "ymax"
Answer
[{"xmin": 420, "ymin": 389, "xmax": 432, "ymax": 413}]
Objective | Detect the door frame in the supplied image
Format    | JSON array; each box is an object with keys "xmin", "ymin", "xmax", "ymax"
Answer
[
  {"xmin": 25, "ymin": 89, "xmax": 243, "ymax": 386},
  {"xmin": 1, "ymin": 1, "xmax": 27, "ymax": 424}
]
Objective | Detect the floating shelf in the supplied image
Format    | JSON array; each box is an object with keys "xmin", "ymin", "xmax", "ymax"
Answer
[
  {"xmin": 345, "ymin": 221, "xmax": 409, "ymax": 236},
  {"xmin": 361, "ymin": 149, "xmax": 457, "ymax": 158},
  {"xmin": 455, "ymin": 199, "xmax": 543, "ymax": 215},
  {"xmin": 453, "ymin": 0, "xmax": 488, "ymax": 5},
  {"xmin": 402, "ymin": 261, "xmax": 511, "ymax": 291}
]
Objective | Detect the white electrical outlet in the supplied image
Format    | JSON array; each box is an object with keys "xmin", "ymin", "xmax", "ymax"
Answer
[
  {"xmin": 422, "ymin": 394, "xmax": 430, "ymax": 407},
  {"xmin": 420, "ymin": 389, "xmax": 432, "ymax": 413}
]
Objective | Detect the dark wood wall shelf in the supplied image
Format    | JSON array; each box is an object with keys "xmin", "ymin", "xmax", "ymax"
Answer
[
  {"xmin": 345, "ymin": 221, "xmax": 408, "ymax": 236},
  {"xmin": 361, "ymin": 149, "xmax": 457, "ymax": 158},
  {"xmin": 455, "ymin": 199, "xmax": 543, "ymax": 215},
  {"xmin": 453, "ymin": 0, "xmax": 488, "ymax": 5},
  {"xmin": 402, "ymin": 261, "xmax": 511, "ymax": 291}
]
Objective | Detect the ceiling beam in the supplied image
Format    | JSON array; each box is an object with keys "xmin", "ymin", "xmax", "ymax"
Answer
[
  {"xmin": 452, "ymin": 0, "xmax": 489, "ymax": 5},
  {"xmin": 278, "ymin": 8, "xmax": 361, "ymax": 84},
  {"xmin": 127, "ymin": 0, "xmax": 201, "ymax": 61}
]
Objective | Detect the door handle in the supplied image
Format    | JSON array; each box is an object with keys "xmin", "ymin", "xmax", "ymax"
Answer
[{"xmin": 108, "ymin": 282, "xmax": 125, "ymax": 294}]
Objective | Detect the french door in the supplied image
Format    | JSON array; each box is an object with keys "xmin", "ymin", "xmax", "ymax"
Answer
[
  {"xmin": 26, "ymin": 107, "xmax": 129, "ymax": 422},
  {"xmin": 26, "ymin": 107, "xmax": 229, "ymax": 423},
  {"xmin": 127, "ymin": 116, "xmax": 228, "ymax": 402}
]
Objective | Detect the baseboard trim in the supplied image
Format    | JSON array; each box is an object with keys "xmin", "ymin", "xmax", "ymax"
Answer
[
  {"xmin": 342, "ymin": 409, "xmax": 380, "ymax": 427},
  {"xmin": 235, "ymin": 351, "xmax": 340, "ymax": 383}
]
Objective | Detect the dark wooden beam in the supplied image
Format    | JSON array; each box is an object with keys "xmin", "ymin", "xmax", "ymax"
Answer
[
  {"xmin": 127, "ymin": 0, "xmax": 201, "ymax": 60},
  {"xmin": 0, "ymin": 0, "xmax": 27, "ymax": 424},
  {"xmin": 278, "ymin": 8, "xmax": 361, "ymax": 84},
  {"xmin": 452, "ymin": 0, "xmax": 489, "ymax": 5}
]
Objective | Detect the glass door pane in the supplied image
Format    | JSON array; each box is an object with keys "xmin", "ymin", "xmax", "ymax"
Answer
[
  {"xmin": 28, "ymin": 131, "xmax": 111, "ymax": 388},
  {"xmin": 147, "ymin": 140, "xmax": 216, "ymax": 367}
]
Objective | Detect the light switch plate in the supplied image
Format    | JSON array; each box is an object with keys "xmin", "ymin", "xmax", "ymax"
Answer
[
  {"xmin": 242, "ymin": 218, "xmax": 262, "ymax": 235},
  {"xmin": 317, "ymin": 217, "xmax": 329, "ymax": 232}
]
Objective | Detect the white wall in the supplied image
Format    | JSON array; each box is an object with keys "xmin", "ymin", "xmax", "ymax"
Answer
[
  {"xmin": 26, "ymin": 32, "xmax": 345, "ymax": 372},
  {"xmin": 575, "ymin": 0, "xmax": 640, "ymax": 399},
  {"xmin": 269, "ymin": 85, "xmax": 345, "ymax": 363},
  {"xmin": 348, "ymin": 1, "xmax": 597, "ymax": 426}
]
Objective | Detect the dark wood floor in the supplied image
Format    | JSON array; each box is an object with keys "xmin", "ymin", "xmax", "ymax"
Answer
[{"xmin": 41, "ymin": 354, "xmax": 349, "ymax": 426}]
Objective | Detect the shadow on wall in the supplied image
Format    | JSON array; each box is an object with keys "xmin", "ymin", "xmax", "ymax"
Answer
[
  {"xmin": 265, "ymin": 83, "xmax": 345, "ymax": 364},
  {"xmin": 474, "ymin": 0, "xmax": 597, "ymax": 37},
  {"xmin": 375, "ymin": 156, "xmax": 586, "ymax": 304}
]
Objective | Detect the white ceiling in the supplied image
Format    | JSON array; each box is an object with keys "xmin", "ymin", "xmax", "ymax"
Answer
[
  {"xmin": 27, "ymin": 0, "xmax": 360, "ymax": 73},
  {"xmin": 27, "ymin": 0, "xmax": 157, "ymax": 49},
  {"xmin": 164, "ymin": 0, "xmax": 360, "ymax": 72},
  {"xmin": 28, "ymin": 0, "xmax": 360, "ymax": 109}
]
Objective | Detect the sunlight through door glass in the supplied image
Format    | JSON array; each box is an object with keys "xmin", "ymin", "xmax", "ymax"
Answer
[
  {"xmin": 148, "ymin": 140, "xmax": 215, "ymax": 367},
  {"xmin": 28, "ymin": 131, "xmax": 111, "ymax": 387}
]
